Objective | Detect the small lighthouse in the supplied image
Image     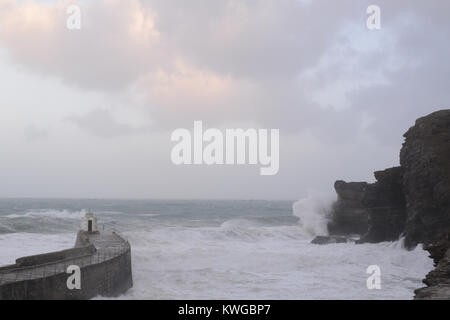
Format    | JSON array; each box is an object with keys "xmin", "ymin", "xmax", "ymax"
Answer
[{"xmin": 80, "ymin": 211, "xmax": 99, "ymax": 233}]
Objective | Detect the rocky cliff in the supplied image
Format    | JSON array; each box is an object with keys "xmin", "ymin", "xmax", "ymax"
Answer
[
  {"xmin": 326, "ymin": 109, "xmax": 450, "ymax": 299},
  {"xmin": 400, "ymin": 110, "xmax": 450, "ymax": 248},
  {"xmin": 327, "ymin": 181, "xmax": 369, "ymax": 235},
  {"xmin": 358, "ymin": 167, "xmax": 406, "ymax": 243},
  {"xmin": 328, "ymin": 110, "xmax": 450, "ymax": 246},
  {"xmin": 414, "ymin": 232, "xmax": 450, "ymax": 299},
  {"xmin": 327, "ymin": 167, "xmax": 406, "ymax": 243}
]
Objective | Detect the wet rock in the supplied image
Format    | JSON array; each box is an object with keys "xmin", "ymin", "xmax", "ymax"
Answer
[
  {"xmin": 311, "ymin": 235, "xmax": 349, "ymax": 245},
  {"xmin": 415, "ymin": 231, "xmax": 450, "ymax": 299},
  {"xmin": 414, "ymin": 284, "xmax": 450, "ymax": 300},
  {"xmin": 357, "ymin": 167, "xmax": 406, "ymax": 243},
  {"xmin": 400, "ymin": 110, "xmax": 450, "ymax": 248},
  {"xmin": 328, "ymin": 181, "xmax": 369, "ymax": 235},
  {"xmin": 424, "ymin": 231, "xmax": 450, "ymax": 265}
]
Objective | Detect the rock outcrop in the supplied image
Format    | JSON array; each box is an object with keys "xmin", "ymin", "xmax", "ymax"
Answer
[
  {"xmin": 358, "ymin": 167, "xmax": 406, "ymax": 243},
  {"xmin": 414, "ymin": 232, "xmax": 450, "ymax": 299},
  {"xmin": 400, "ymin": 110, "xmax": 450, "ymax": 248},
  {"xmin": 328, "ymin": 167, "xmax": 406, "ymax": 243},
  {"xmin": 311, "ymin": 235, "xmax": 349, "ymax": 245},
  {"xmin": 328, "ymin": 110, "xmax": 450, "ymax": 247},
  {"xmin": 424, "ymin": 232, "xmax": 450, "ymax": 265},
  {"xmin": 327, "ymin": 181, "xmax": 369, "ymax": 235}
]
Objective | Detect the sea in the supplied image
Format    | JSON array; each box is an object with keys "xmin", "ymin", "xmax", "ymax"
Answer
[{"xmin": 0, "ymin": 197, "xmax": 433, "ymax": 299}]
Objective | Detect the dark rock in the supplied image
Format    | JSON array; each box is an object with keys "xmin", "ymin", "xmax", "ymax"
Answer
[
  {"xmin": 311, "ymin": 235, "xmax": 349, "ymax": 245},
  {"xmin": 401, "ymin": 110, "xmax": 450, "ymax": 248},
  {"xmin": 414, "ymin": 284, "xmax": 450, "ymax": 300},
  {"xmin": 328, "ymin": 181, "xmax": 369, "ymax": 235},
  {"xmin": 422, "ymin": 252, "xmax": 450, "ymax": 287},
  {"xmin": 329, "ymin": 167, "xmax": 406, "ymax": 243},
  {"xmin": 357, "ymin": 167, "xmax": 406, "ymax": 243},
  {"xmin": 330, "ymin": 110, "xmax": 450, "ymax": 247},
  {"xmin": 415, "ymin": 240, "xmax": 450, "ymax": 299},
  {"xmin": 423, "ymin": 231, "xmax": 450, "ymax": 265}
]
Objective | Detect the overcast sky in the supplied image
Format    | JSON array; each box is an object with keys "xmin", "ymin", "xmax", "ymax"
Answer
[{"xmin": 0, "ymin": 0, "xmax": 448, "ymax": 200}]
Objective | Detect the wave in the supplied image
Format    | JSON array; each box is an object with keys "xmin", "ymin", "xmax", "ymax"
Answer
[
  {"xmin": 5, "ymin": 209, "xmax": 85, "ymax": 220},
  {"xmin": 137, "ymin": 213, "xmax": 161, "ymax": 217},
  {"xmin": 0, "ymin": 222, "xmax": 16, "ymax": 234},
  {"xmin": 0, "ymin": 233, "xmax": 75, "ymax": 266},
  {"xmin": 120, "ymin": 224, "xmax": 432, "ymax": 299},
  {"xmin": 214, "ymin": 192, "xmax": 336, "ymax": 241},
  {"xmin": 219, "ymin": 223, "xmax": 306, "ymax": 242},
  {"xmin": 220, "ymin": 218, "xmax": 270, "ymax": 229},
  {"xmin": 292, "ymin": 191, "xmax": 336, "ymax": 237}
]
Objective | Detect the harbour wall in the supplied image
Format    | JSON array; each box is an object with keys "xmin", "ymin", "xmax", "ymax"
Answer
[{"xmin": 0, "ymin": 234, "xmax": 133, "ymax": 300}]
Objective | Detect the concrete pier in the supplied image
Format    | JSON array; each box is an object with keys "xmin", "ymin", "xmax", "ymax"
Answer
[{"xmin": 0, "ymin": 229, "xmax": 133, "ymax": 300}]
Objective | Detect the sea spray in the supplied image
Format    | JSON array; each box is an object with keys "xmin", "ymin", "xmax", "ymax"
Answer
[{"xmin": 293, "ymin": 191, "xmax": 336, "ymax": 237}]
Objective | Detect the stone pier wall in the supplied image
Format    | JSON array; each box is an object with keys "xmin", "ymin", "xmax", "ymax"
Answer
[{"xmin": 0, "ymin": 234, "xmax": 133, "ymax": 300}]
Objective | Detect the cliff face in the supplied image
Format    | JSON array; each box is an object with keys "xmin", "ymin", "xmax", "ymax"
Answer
[
  {"xmin": 328, "ymin": 110, "xmax": 450, "ymax": 247},
  {"xmin": 414, "ymin": 232, "xmax": 450, "ymax": 299},
  {"xmin": 328, "ymin": 181, "xmax": 369, "ymax": 235},
  {"xmin": 400, "ymin": 110, "xmax": 450, "ymax": 248},
  {"xmin": 327, "ymin": 167, "xmax": 406, "ymax": 242},
  {"xmin": 358, "ymin": 167, "xmax": 406, "ymax": 243}
]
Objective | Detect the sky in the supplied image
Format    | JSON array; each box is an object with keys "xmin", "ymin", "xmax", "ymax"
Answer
[{"xmin": 0, "ymin": 0, "xmax": 449, "ymax": 200}]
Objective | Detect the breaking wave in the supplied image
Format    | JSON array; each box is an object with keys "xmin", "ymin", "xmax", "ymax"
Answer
[
  {"xmin": 5, "ymin": 209, "xmax": 85, "ymax": 220},
  {"xmin": 293, "ymin": 191, "xmax": 335, "ymax": 236}
]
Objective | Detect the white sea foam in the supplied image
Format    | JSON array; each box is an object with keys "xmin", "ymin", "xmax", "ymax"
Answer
[
  {"xmin": 0, "ymin": 222, "xmax": 16, "ymax": 233},
  {"xmin": 118, "ymin": 225, "xmax": 432, "ymax": 300},
  {"xmin": 0, "ymin": 233, "xmax": 75, "ymax": 266},
  {"xmin": 5, "ymin": 210, "xmax": 85, "ymax": 220},
  {"xmin": 115, "ymin": 195, "xmax": 431, "ymax": 299}
]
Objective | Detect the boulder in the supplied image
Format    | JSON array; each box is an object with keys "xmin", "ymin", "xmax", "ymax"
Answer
[{"xmin": 311, "ymin": 236, "xmax": 349, "ymax": 245}]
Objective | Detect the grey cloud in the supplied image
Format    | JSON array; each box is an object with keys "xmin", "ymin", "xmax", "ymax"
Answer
[
  {"xmin": 67, "ymin": 108, "xmax": 150, "ymax": 138},
  {"xmin": 0, "ymin": 0, "xmax": 166, "ymax": 91},
  {"xmin": 1, "ymin": 0, "xmax": 447, "ymax": 144},
  {"xmin": 145, "ymin": 0, "xmax": 360, "ymax": 79},
  {"xmin": 24, "ymin": 124, "xmax": 48, "ymax": 142},
  {"xmin": 137, "ymin": 0, "xmax": 450, "ymax": 147}
]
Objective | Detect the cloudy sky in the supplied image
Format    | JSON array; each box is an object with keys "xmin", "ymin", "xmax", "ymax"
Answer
[{"xmin": 0, "ymin": 0, "xmax": 448, "ymax": 199}]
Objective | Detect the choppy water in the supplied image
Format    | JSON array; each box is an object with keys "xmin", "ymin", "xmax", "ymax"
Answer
[{"xmin": 0, "ymin": 198, "xmax": 432, "ymax": 299}]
